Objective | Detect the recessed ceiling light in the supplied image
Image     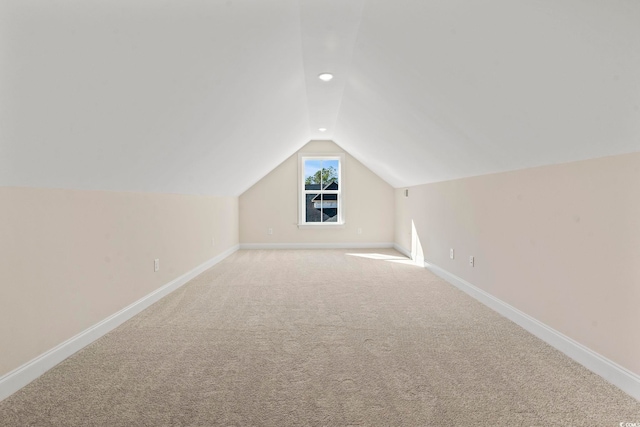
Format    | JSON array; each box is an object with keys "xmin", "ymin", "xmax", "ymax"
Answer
[
  {"xmin": 318, "ymin": 73, "xmax": 334, "ymax": 82},
  {"xmin": 318, "ymin": 128, "xmax": 327, "ymax": 132}
]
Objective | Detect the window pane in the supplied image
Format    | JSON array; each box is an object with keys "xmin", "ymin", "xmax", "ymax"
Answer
[
  {"xmin": 323, "ymin": 159, "xmax": 339, "ymax": 190},
  {"xmin": 304, "ymin": 159, "xmax": 322, "ymax": 186},
  {"xmin": 306, "ymin": 193, "xmax": 322, "ymax": 222},
  {"xmin": 323, "ymin": 197, "xmax": 339, "ymax": 222},
  {"xmin": 304, "ymin": 158, "xmax": 339, "ymax": 189},
  {"xmin": 300, "ymin": 156, "xmax": 342, "ymax": 224}
]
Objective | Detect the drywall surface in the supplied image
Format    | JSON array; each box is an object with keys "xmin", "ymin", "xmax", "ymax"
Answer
[
  {"xmin": 395, "ymin": 151, "xmax": 640, "ymax": 376},
  {"xmin": 0, "ymin": 187, "xmax": 238, "ymax": 376},
  {"xmin": 239, "ymin": 140, "xmax": 394, "ymax": 245},
  {"xmin": 0, "ymin": 0, "xmax": 310, "ymax": 196}
]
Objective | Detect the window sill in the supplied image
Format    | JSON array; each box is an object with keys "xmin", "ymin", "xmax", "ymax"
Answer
[{"xmin": 298, "ymin": 223, "xmax": 346, "ymax": 229}]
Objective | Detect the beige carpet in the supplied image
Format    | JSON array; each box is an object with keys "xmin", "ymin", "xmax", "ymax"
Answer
[{"xmin": 1, "ymin": 249, "xmax": 638, "ymax": 426}]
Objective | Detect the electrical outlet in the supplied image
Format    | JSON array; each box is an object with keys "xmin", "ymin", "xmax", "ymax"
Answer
[
  {"xmin": 154, "ymin": 259, "xmax": 160, "ymax": 272},
  {"xmin": 357, "ymin": 227, "xmax": 362, "ymax": 235},
  {"xmin": 450, "ymin": 248, "xmax": 454, "ymax": 259},
  {"xmin": 267, "ymin": 227, "xmax": 273, "ymax": 235},
  {"xmin": 469, "ymin": 256, "xmax": 474, "ymax": 267},
  {"xmin": 211, "ymin": 236, "xmax": 215, "ymax": 246}
]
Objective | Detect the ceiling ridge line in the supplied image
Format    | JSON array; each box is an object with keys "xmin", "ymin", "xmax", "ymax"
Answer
[
  {"xmin": 295, "ymin": 0, "xmax": 313, "ymax": 141},
  {"xmin": 330, "ymin": 0, "xmax": 367, "ymax": 141}
]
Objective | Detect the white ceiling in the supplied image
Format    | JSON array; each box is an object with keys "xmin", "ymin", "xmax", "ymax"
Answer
[{"xmin": 1, "ymin": 0, "xmax": 639, "ymax": 196}]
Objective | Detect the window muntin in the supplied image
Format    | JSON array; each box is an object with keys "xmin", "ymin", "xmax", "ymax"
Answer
[{"xmin": 299, "ymin": 155, "xmax": 343, "ymax": 225}]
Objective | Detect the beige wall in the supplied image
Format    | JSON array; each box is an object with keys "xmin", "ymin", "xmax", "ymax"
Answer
[
  {"xmin": 239, "ymin": 140, "xmax": 395, "ymax": 245},
  {"xmin": 5, "ymin": 145, "xmax": 637, "ymax": 385},
  {"xmin": 0, "ymin": 187, "xmax": 239, "ymax": 376},
  {"xmin": 395, "ymin": 151, "xmax": 640, "ymax": 376}
]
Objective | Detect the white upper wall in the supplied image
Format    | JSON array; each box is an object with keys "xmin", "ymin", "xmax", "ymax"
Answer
[
  {"xmin": 1, "ymin": 0, "xmax": 639, "ymax": 195},
  {"xmin": 336, "ymin": 0, "xmax": 640, "ymax": 187},
  {"xmin": 0, "ymin": 0, "xmax": 310, "ymax": 196}
]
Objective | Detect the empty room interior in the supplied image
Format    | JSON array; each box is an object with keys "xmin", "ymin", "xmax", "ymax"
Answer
[{"xmin": 1, "ymin": 0, "xmax": 639, "ymax": 425}]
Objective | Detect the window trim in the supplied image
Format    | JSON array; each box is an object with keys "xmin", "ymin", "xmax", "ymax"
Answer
[{"xmin": 298, "ymin": 152, "xmax": 345, "ymax": 227}]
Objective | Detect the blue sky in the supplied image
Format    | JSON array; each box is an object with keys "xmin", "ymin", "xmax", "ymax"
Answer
[{"xmin": 304, "ymin": 159, "xmax": 339, "ymax": 183}]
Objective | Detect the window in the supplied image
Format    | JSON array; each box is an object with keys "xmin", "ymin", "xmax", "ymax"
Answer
[{"xmin": 299, "ymin": 153, "xmax": 344, "ymax": 226}]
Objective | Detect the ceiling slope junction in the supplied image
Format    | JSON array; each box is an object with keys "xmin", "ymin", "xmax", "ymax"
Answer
[
  {"xmin": 1, "ymin": 0, "xmax": 639, "ymax": 195},
  {"xmin": 0, "ymin": 0, "xmax": 310, "ymax": 196},
  {"xmin": 335, "ymin": 0, "xmax": 640, "ymax": 187}
]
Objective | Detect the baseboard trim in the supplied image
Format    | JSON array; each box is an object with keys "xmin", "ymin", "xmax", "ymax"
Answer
[
  {"xmin": 239, "ymin": 242, "xmax": 395, "ymax": 250},
  {"xmin": 424, "ymin": 261, "xmax": 640, "ymax": 401},
  {"xmin": 0, "ymin": 244, "xmax": 240, "ymax": 402},
  {"xmin": 393, "ymin": 243, "xmax": 411, "ymax": 258}
]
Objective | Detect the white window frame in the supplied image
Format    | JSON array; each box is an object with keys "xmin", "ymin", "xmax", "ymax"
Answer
[{"xmin": 298, "ymin": 152, "xmax": 345, "ymax": 227}]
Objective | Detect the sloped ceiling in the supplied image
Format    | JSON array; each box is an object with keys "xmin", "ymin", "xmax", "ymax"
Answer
[{"xmin": 1, "ymin": 0, "xmax": 639, "ymax": 196}]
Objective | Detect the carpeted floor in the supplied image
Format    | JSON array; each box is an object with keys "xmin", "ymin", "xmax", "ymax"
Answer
[{"xmin": 1, "ymin": 249, "xmax": 638, "ymax": 426}]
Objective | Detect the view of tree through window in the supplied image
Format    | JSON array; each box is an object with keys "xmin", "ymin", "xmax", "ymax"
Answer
[
  {"xmin": 302, "ymin": 158, "xmax": 340, "ymax": 223},
  {"xmin": 304, "ymin": 165, "xmax": 337, "ymax": 185}
]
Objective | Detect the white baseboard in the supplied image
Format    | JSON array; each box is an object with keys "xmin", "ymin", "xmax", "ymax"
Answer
[
  {"xmin": 239, "ymin": 242, "xmax": 395, "ymax": 250},
  {"xmin": 0, "ymin": 244, "xmax": 239, "ymax": 402},
  {"xmin": 393, "ymin": 243, "xmax": 411, "ymax": 258},
  {"xmin": 424, "ymin": 261, "xmax": 640, "ymax": 401}
]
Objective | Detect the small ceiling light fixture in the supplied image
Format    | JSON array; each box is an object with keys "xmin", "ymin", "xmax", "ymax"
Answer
[
  {"xmin": 318, "ymin": 128, "xmax": 327, "ymax": 132},
  {"xmin": 318, "ymin": 73, "xmax": 334, "ymax": 82}
]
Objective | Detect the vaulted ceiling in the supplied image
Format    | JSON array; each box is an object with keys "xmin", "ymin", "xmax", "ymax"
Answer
[{"xmin": 1, "ymin": 0, "xmax": 639, "ymax": 196}]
